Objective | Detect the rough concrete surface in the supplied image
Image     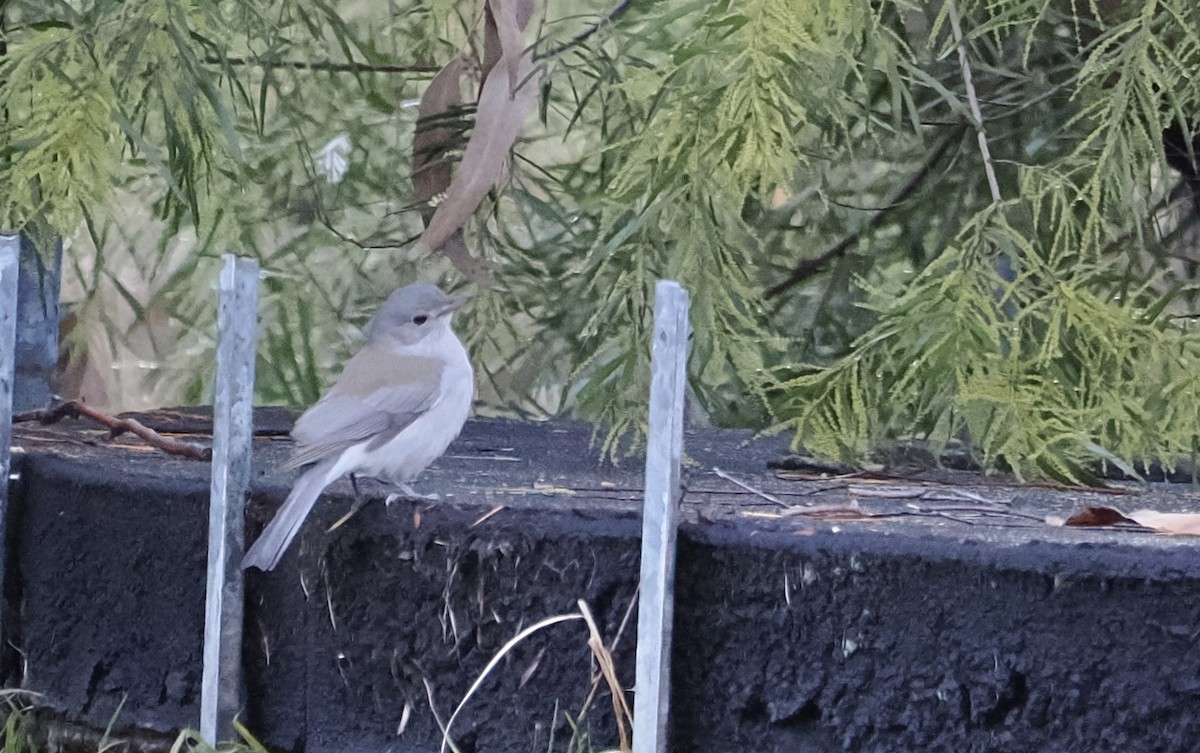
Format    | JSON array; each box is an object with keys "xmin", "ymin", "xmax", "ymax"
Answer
[{"xmin": 9, "ymin": 408, "xmax": 1200, "ymax": 752}]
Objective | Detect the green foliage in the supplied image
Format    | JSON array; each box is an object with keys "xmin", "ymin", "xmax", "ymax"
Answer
[
  {"xmin": 5, "ymin": 0, "xmax": 474, "ymax": 407},
  {"xmin": 0, "ymin": 696, "xmax": 269, "ymax": 753},
  {"xmin": 5, "ymin": 0, "xmax": 1200, "ymax": 480},
  {"xmin": 764, "ymin": 0, "xmax": 1200, "ymax": 479},
  {"xmin": 169, "ymin": 721, "xmax": 272, "ymax": 753},
  {"xmin": 771, "ymin": 209, "xmax": 1200, "ymax": 481},
  {"xmin": 0, "ymin": 25, "xmax": 121, "ymax": 244},
  {"xmin": 0, "ymin": 1, "xmax": 244, "ymax": 243},
  {"xmin": 514, "ymin": 0, "xmax": 892, "ymax": 454},
  {"xmin": 610, "ymin": 0, "xmax": 873, "ymax": 202},
  {"xmin": 1018, "ymin": 0, "xmax": 1200, "ymax": 263},
  {"xmin": 0, "ymin": 693, "xmax": 37, "ymax": 753}
]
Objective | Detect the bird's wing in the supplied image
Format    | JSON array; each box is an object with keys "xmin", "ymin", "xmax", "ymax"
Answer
[{"xmin": 286, "ymin": 346, "xmax": 445, "ymax": 468}]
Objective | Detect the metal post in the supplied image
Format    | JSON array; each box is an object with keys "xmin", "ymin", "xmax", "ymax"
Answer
[
  {"xmin": 0, "ymin": 235, "xmax": 19, "ymax": 653},
  {"xmin": 632, "ymin": 280, "xmax": 690, "ymax": 753},
  {"xmin": 201, "ymin": 255, "xmax": 259, "ymax": 743},
  {"xmin": 12, "ymin": 235, "xmax": 60, "ymax": 412}
]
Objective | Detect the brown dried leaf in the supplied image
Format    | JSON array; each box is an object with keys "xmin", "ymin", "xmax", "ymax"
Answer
[
  {"xmin": 412, "ymin": 0, "xmax": 539, "ymax": 287},
  {"xmin": 1063, "ymin": 505, "xmax": 1200, "ymax": 535},
  {"xmin": 1128, "ymin": 509, "xmax": 1200, "ymax": 535},
  {"xmin": 482, "ymin": 4, "xmax": 501, "ymax": 85},
  {"xmin": 415, "ymin": 52, "xmax": 539, "ymax": 256},
  {"xmin": 485, "ymin": 0, "xmax": 528, "ymax": 95},
  {"xmin": 1063, "ymin": 506, "xmax": 1138, "ymax": 527},
  {"xmin": 412, "ymin": 57, "xmax": 466, "ymax": 210},
  {"xmin": 482, "ymin": 0, "xmax": 537, "ymax": 86}
]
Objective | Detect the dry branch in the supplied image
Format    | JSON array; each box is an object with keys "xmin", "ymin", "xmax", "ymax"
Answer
[{"xmin": 13, "ymin": 400, "xmax": 212, "ymax": 461}]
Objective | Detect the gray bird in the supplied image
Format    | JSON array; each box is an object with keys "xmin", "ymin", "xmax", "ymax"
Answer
[{"xmin": 243, "ymin": 283, "xmax": 474, "ymax": 571}]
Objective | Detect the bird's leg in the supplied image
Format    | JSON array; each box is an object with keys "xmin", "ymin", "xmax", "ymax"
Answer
[{"xmin": 326, "ymin": 473, "xmax": 372, "ymax": 533}]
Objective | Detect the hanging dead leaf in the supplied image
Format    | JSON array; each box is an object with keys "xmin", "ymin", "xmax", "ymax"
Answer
[
  {"xmin": 510, "ymin": 0, "xmax": 536, "ymax": 30},
  {"xmin": 415, "ymin": 53, "xmax": 539, "ymax": 257},
  {"xmin": 484, "ymin": 0, "xmax": 533, "ymax": 95},
  {"xmin": 412, "ymin": 57, "xmax": 467, "ymax": 211},
  {"xmin": 482, "ymin": 3, "xmax": 502, "ymax": 86},
  {"xmin": 411, "ymin": 0, "xmax": 540, "ymax": 288}
]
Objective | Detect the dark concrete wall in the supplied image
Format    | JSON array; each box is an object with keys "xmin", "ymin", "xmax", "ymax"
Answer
[
  {"xmin": 9, "ymin": 412, "xmax": 1200, "ymax": 752},
  {"xmin": 673, "ymin": 530, "xmax": 1200, "ymax": 753}
]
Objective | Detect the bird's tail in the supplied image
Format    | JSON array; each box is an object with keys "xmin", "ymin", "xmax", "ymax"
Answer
[{"xmin": 243, "ymin": 459, "xmax": 338, "ymax": 571}]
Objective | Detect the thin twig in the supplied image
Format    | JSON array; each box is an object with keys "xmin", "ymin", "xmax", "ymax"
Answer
[
  {"xmin": 712, "ymin": 467, "xmax": 791, "ymax": 507},
  {"xmin": 948, "ymin": 2, "xmax": 1002, "ymax": 203},
  {"xmin": 903, "ymin": 503, "xmax": 1047, "ymax": 522},
  {"xmin": 324, "ymin": 567, "xmax": 338, "ymax": 632},
  {"xmin": 537, "ymin": 0, "xmax": 634, "ymax": 59},
  {"xmin": 204, "ymin": 55, "xmax": 441, "ymax": 76},
  {"xmin": 845, "ymin": 483, "xmax": 1010, "ymax": 504},
  {"xmin": 470, "ymin": 505, "xmax": 506, "ymax": 528},
  {"xmin": 316, "ymin": 213, "xmax": 422, "ymax": 251},
  {"xmin": 13, "ymin": 400, "xmax": 212, "ymax": 461},
  {"xmin": 768, "ymin": 502, "xmax": 1044, "ymax": 527},
  {"xmin": 764, "ymin": 123, "xmax": 966, "ymax": 299}
]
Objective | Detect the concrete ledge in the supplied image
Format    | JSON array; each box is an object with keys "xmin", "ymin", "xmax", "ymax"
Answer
[{"xmin": 10, "ymin": 409, "xmax": 1200, "ymax": 752}]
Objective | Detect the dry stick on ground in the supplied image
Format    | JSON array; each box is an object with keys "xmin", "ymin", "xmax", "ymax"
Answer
[
  {"xmin": 12, "ymin": 400, "xmax": 212, "ymax": 461},
  {"xmin": 578, "ymin": 599, "xmax": 634, "ymax": 753},
  {"xmin": 713, "ymin": 466, "xmax": 792, "ymax": 507},
  {"xmin": 765, "ymin": 123, "xmax": 966, "ymax": 299},
  {"xmin": 745, "ymin": 502, "xmax": 1044, "ymax": 528}
]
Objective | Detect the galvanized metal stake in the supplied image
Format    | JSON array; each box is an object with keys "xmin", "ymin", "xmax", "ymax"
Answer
[
  {"xmin": 201, "ymin": 255, "xmax": 259, "ymax": 744},
  {"xmin": 0, "ymin": 235, "xmax": 19, "ymax": 653},
  {"xmin": 632, "ymin": 280, "xmax": 690, "ymax": 753}
]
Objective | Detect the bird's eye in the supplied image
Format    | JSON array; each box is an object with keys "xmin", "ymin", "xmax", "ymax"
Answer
[{"xmin": 412, "ymin": 315, "xmax": 428, "ymax": 325}]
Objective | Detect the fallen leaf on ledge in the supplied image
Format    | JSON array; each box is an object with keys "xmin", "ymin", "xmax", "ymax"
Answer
[
  {"xmin": 1060, "ymin": 505, "xmax": 1200, "ymax": 535},
  {"xmin": 1125, "ymin": 509, "xmax": 1200, "ymax": 535}
]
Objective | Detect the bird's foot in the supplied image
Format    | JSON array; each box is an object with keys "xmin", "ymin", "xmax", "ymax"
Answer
[
  {"xmin": 326, "ymin": 480, "xmax": 439, "ymax": 532},
  {"xmin": 384, "ymin": 484, "xmax": 440, "ymax": 505}
]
